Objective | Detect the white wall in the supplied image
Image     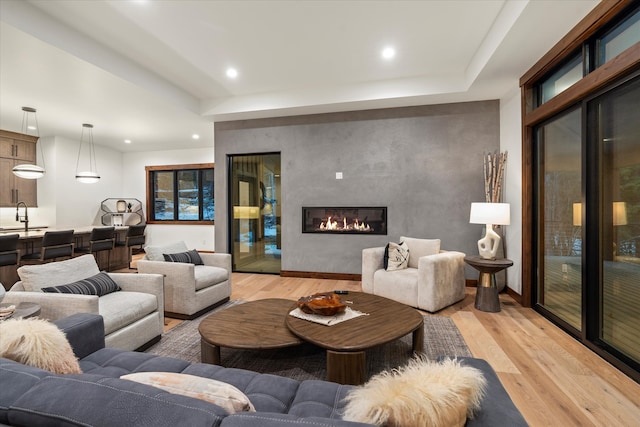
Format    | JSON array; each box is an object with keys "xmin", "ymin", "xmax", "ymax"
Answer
[
  {"xmin": 122, "ymin": 147, "xmax": 215, "ymax": 251},
  {"xmin": 0, "ymin": 135, "xmax": 123, "ymax": 229},
  {"xmin": 500, "ymin": 87, "xmax": 523, "ymax": 294}
]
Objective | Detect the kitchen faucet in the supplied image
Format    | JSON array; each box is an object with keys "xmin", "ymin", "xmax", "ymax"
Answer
[{"xmin": 16, "ymin": 201, "xmax": 29, "ymax": 232}]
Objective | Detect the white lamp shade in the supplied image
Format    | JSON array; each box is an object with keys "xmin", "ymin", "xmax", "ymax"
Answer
[
  {"xmin": 573, "ymin": 203, "xmax": 582, "ymax": 226},
  {"xmin": 613, "ymin": 202, "xmax": 627, "ymax": 226},
  {"xmin": 469, "ymin": 202, "xmax": 510, "ymax": 226},
  {"xmin": 75, "ymin": 171, "xmax": 100, "ymax": 184},
  {"xmin": 12, "ymin": 164, "xmax": 45, "ymax": 179}
]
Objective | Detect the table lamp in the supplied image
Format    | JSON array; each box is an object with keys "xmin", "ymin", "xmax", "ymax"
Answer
[{"xmin": 469, "ymin": 202, "xmax": 510, "ymax": 259}]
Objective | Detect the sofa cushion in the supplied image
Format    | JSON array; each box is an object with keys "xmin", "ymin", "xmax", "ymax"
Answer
[
  {"xmin": 342, "ymin": 357, "xmax": 486, "ymax": 427},
  {"xmin": 121, "ymin": 372, "xmax": 256, "ymax": 413},
  {"xmin": 17, "ymin": 254, "xmax": 100, "ymax": 292},
  {"xmin": 7, "ymin": 374, "xmax": 228, "ymax": 427},
  {"xmin": 145, "ymin": 241, "xmax": 189, "ymax": 261},
  {"xmin": 41, "ymin": 271, "xmax": 121, "ymax": 296},
  {"xmin": 195, "ymin": 265, "xmax": 229, "ymax": 291},
  {"xmin": 164, "ymin": 249, "xmax": 204, "ymax": 265},
  {"xmin": 0, "ymin": 318, "xmax": 81, "ymax": 374},
  {"xmin": 99, "ymin": 291, "xmax": 158, "ymax": 335},
  {"xmin": 384, "ymin": 241, "xmax": 409, "ymax": 271},
  {"xmin": 400, "ymin": 237, "xmax": 441, "ymax": 269}
]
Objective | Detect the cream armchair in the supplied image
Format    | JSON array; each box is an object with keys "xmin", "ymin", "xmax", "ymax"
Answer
[
  {"xmin": 137, "ymin": 241, "xmax": 232, "ymax": 319},
  {"xmin": 4, "ymin": 254, "xmax": 164, "ymax": 351},
  {"xmin": 362, "ymin": 236, "xmax": 466, "ymax": 313}
]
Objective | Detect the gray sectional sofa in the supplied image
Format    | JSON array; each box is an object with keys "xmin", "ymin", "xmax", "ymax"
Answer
[{"xmin": 0, "ymin": 313, "xmax": 528, "ymax": 426}]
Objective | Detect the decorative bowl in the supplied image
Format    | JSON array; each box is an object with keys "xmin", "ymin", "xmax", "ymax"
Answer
[{"xmin": 297, "ymin": 292, "xmax": 346, "ymax": 316}]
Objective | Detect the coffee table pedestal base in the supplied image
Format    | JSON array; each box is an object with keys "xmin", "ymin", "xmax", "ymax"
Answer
[
  {"xmin": 201, "ymin": 339, "xmax": 221, "ymax": 365},
  {"xmin": 327, "ymin": 350, "xmax": 366, "ymax": 385}
]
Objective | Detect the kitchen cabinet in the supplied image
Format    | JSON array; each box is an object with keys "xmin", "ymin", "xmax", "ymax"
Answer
[{"xmin": 0, "ymin": 130, "xmax": 38, "ymax": 207}]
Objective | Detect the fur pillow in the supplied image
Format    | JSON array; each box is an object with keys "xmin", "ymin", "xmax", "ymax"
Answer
[
  {"xmin": 0, "ymin": 317, "xmax": 82, "ymax": 374},
  {"xmin": 121, "ymin": 372, "xmax": 256, "ymax": 414},
  {"xmin": 342, "ymin": 357, "xmax": 486, "ymax": 427}
]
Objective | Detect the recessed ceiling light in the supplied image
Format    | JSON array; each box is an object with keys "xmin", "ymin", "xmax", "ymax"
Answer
[
  {"xmin": 192, "ymin": 134, "xmax": 200, "ymax": 140},
  {"xmin": 124, "ymin": 139, "xmax": 132, "ymax": 144},
  {"xmin": 226, "ymin": 67, "xmax": 238, "ymax": 79},
  {"xmin": 381, "ymin": 46, "xmax": 396, "ymax": 60},
  {"xmin": 27, "ymin": 125, "xmax": 37, "ymax": 130}
]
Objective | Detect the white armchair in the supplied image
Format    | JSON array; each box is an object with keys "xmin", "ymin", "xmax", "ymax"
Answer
[
  {"xmin": 362, "ymin": 236, "xmax": 466, "ymax": 313},
  {"xmin": 137, "ymin": 242, "xmax": 231, "ymax": 319},
  {"xmin": 4, "ymin": 254, "xmax": 164, "ymax": 351}
]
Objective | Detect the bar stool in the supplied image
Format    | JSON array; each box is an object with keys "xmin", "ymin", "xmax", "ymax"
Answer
[
  {"xmin": 20, "ymin": 230, "xmax": 74, "ymax": 265},
  {"xmin": 0, "ymin": 234, "xmax": 21, "ymax": 268},
  {"xmin": 74, "ymin": 227, "xmax": 116, "ymax": 271},
  {"xmin": 115, "ymin": 224, "xmax": 146, "ymax": 269}
]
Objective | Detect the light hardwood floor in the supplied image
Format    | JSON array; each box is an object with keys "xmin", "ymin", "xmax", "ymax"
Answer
[{"xmin": 226, "ymin": 273, "xmax": 640, "ymax": 427}]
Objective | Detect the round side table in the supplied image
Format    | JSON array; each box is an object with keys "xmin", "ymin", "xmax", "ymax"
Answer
[{"xmin": 464, "ymin": 256, "xmax": 513, "ymax": 313}]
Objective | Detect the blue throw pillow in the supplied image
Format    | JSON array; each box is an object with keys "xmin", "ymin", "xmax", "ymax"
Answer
[
  {"xmin": 41, "ymin": 272, "xmax": 121, "ymax": 296},
  {"xmin": 163, "ymin": 249, "xmax": 204, "ymax": 265}
]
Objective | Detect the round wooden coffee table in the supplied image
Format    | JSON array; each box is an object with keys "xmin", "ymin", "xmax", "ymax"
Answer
[
  {"xmin": 198, "ymin": 299, "xmax": 303, "ymax": 365},
  {"xmin": 285, "ymin": 292, "xmax": 424, "ymax": 385}
]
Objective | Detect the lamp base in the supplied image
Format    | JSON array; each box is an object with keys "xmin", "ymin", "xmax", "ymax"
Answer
[{"xmin": 477, "ymin": 224, "xmax": 501, "ymax": 259}]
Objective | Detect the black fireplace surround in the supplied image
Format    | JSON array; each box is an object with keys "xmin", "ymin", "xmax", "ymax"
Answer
[{"xmin": 302, "ymin": 207, "xmax": 387, "ymax": 235}]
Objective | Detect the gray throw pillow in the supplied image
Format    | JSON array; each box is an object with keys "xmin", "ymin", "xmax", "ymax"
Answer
[
  {"xmin": 41, "ymin": 272, "xmax": 120, "ymax": 296},
  {"xmin": 163, "ymin": 249, "xmax": 204, "ymax": 265}
]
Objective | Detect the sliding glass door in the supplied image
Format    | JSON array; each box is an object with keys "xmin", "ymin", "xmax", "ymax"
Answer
[
  {"xmin": 534, "ymin": 108, "xmax": 583, "ymax": 330},
  {"xmin": 229, "ymin": 153, "xmax": 281, "ymax": 274},
  {"xmin": 533, "ymin": 74, "xmax": 640, "ymax": 371},
  {"xmin": 588, "ymin": 76, "xmax": 640, "ymax": 365}
]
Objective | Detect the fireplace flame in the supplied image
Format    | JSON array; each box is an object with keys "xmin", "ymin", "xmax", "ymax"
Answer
[{"xmin": 319, "ymin": 216, "xmax": 371, "ymax": 232}]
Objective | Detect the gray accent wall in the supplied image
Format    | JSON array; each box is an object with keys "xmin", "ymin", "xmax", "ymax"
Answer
[{"xmin": 215, "ymin": 100, "xmax": 499, "ymax": 278}]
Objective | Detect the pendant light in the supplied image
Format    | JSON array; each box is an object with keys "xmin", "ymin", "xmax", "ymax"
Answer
[
  {"xmin": 75, "ymin": 123, "xmax": 100, "ymax": 184},
  {"xmin": 12, "ymin": 107, "xmax": 46, "ymax": 179}
]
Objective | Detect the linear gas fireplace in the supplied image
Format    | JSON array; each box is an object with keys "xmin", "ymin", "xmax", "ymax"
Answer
[{"xmin": 302, "ymin": 207, "xmax": 387, "ymax": 235}]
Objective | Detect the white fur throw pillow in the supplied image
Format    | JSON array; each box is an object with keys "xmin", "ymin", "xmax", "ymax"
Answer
[
  {"xmin": 342, "ymin": 357, "xmax": 486, "ymax": 427},
  {"xmin": 121, "ymin": 372, "xmax": 256, "ymax": 414},
  {"xmin": 0, "ymin": 317, "xmax": 82, "ymax": 374}
]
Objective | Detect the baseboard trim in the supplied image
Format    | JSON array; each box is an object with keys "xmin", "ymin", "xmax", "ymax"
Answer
[
  {"xmin": 280, "ymin": 270, "xmax": 361, "ymax": 281},
  {"xmin": 506, "ymin": 287, "xmax": 523, "ymax": 305}
]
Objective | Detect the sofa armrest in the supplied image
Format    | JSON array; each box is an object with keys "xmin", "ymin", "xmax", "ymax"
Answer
[
  {"xmin": 3, "ymin": 291, "xmax": 99, "ymax": 320},
  {"xmin": 53, "ymin": 314, "xmax": 105, "ymax": 359},
  {"xmin": 108, "ymin": 272, "xmax": 164, "ymax": 319},
  {"xmin": 200, "ymin": 252, "xmax": 232, "ymax": 272},
  {"xmin": 361, "ymin": 247, "xmax": 385, "ymax": 294},
  {"xmin": 416, "ymin": 250, "xmax": 466, "ymax": 312},
  {"xmin": 439, "ymin": 357, "xmax": 528, "ymax": 426}
]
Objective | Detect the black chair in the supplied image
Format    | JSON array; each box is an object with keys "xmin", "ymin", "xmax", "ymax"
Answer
[
  {"xmin": 20, "ymin": 230, "xmax": 74, "ymax": 265},
  {"xmin": 0, "ymin": 233, "xmax": 20, "ymax": 267},
  {"xmin": 75, "ymin": 227, "xmax": 116, "ymax": 271},
  {"xmin": 115, "ymin": 224, "xmax": 146, "ymax": 269}
]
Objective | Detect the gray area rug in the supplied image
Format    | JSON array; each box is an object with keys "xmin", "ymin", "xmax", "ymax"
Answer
[{"xmin": 147, "ymin": 300, "xmax": 472, "ymax": 382}]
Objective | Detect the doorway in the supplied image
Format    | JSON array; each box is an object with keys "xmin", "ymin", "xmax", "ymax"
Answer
[{"xmin": 229, "ymin": 153, "xmax": 281, "ymax": 273}]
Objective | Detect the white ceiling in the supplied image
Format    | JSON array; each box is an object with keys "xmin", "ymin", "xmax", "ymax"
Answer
[{"xmin": 0, "ymin": 0, "xmax": 599, "ymax": 152}]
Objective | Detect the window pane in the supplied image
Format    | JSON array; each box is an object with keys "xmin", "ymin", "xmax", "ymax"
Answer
[
  {"xmin": 599, "ymin": 8, "xmax": 640, "ymax": 65},
  {"xmin": 154, "ymin": 171, "xmax": 174, "ymax": 220},
  {"xmin": 592, "ymin": 76, "xmax": 640, "ymax": 364},
  {"xmin": 178, "ymin": 170, "xmax": 199, "ymax": 220},
  {"xmin": 535, "ymin": 108, "xmax": 582, "ymax": 330},
  {"xmin": 203, "ymin": 168, "xmax": 214, "ymax": 221},
  {"xmin": 540, "ymin": 54, "xmax": 583, "ymax": 105}
]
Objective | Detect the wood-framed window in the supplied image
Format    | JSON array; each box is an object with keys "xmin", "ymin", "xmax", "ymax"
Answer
[{"xmin": 145, "ymin": 163, "xmax": 214, "ymax": 225}]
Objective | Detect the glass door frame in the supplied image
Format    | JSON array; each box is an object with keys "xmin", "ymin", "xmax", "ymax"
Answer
[{"xmin": 227, "ymin": 152, "xmax": 281, "ymax": 274}]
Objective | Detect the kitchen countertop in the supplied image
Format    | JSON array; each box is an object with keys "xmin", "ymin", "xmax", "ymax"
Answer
[{"xmin": 0, "ymin": 226, "xmax": 129, "ymax": 239}]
